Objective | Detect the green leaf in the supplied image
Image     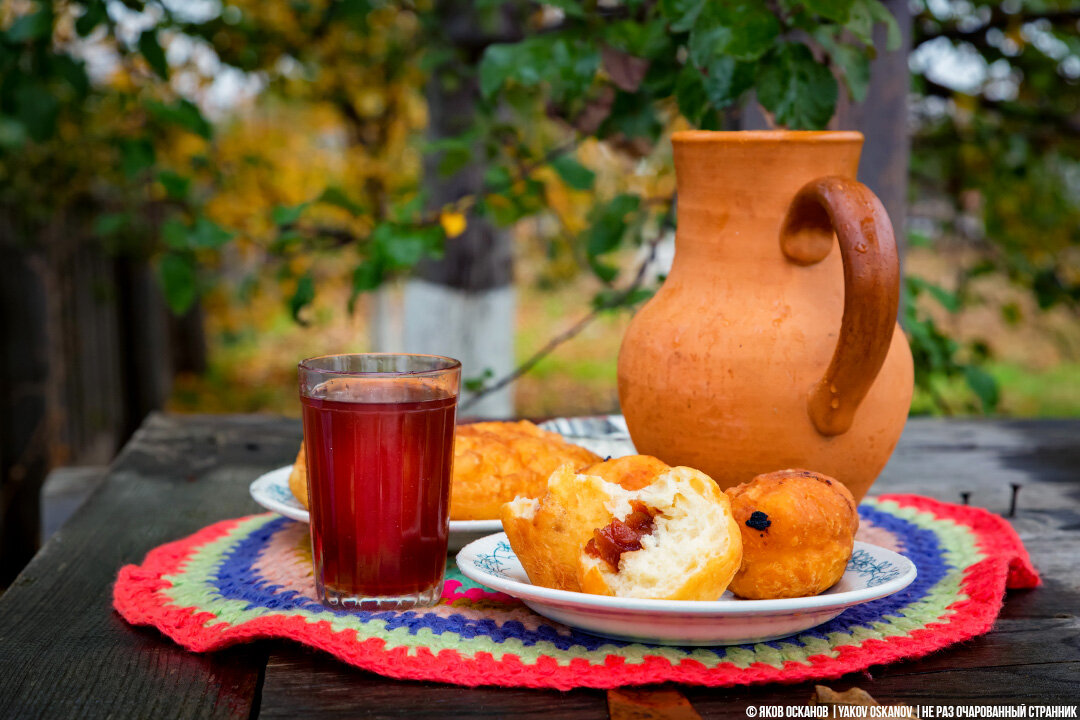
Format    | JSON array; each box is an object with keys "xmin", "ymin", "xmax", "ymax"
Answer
[
  {"xmin": 14, "ymin": 82, "xmax": 59, "ymax": 141},
  {"xmin": 846, "ymin": 0, "xmax": 901, "ymax": 50},
  {"xmin": 138, "ymin": 30, "xmax": 169, "ymax": 79},
  {"xmin": 478, "ymin": 35, "xmax": 599, "ymax": 102},
  {"xmin": 479, "ymin": 45, "xmax": 514, "ymax": 99},
  {"xmin": 660, "ymin": 0, "xmax": 705, "ymax": 32},
  {"xmin": 816, "ymin": 33, "xmax": 870, "ymax": 103},
  {"xmin": 7, "ymin": 8, "xmax": 53, "ymax": 42},
  {"xmin": 336, "ymin": 0, "xmax": 373, "ymax": 21},
  {"xmin": 593, "ymin": 286, "xmax": 654, "ymax": 310},
  {"xmin": 963, "ymin": 366, "xmax": 999, "ymax": 413},
  {"xmin": 93, "ymin": 212, "xmax": 130, "ymax": 237},
  {"xmin": 689, "ymin": 3, "xmax": 779, "ymax": 65},
  {"xmin": 158, "ymin": 252, "xmax": 197, "ymax": 314},
  {"xmin": 803, "ymin": 0, "xmax": 855, "ymax": 23},
  {"xmin": 352, "ymin": 260, "xmax": 383, "ymax": 293},
  {"xmin": 0, "ymin": 118, "xmax": 27, "ymax": 149},
  {"xmin": 589, "ymin": 257, "xmax": 620, "ymax": 283},
  {"xmin": 372, "ymin": 223, "xmax": 444, "ymax": 270},
  {"xmin": 551, "ymin": 155, "xmax": 595, "ymax": 191},
  {"xmin": 483, "ymin": 165, "xmax": 513, "ymax": 189},
  {"xmin": 270, "ymin": 230, "xmax": 304, "ymax": 254},
  {"xmin": 585, "ymin": 194, "xmax": 640, "ymax": 258},
  {"xmin": 436, "ymin": 144, "xmax": 472, "ymax": 177},
  {"xmin": 160, "ymin": 217, "xmax": 232, "ymax": 251},
  {"xmin": 463, "ymin": 368, "xmax": 494, "ymax": 393},
  {"xmin": 674, "ymin": 64, "xmax": 710, "ymax": 125},
  {"xmin": 120, "ymin": 138, "xmax": 155, "ymax": 178},
  {"xmin": 161, "ymin": 218, "xmax": 188, "ymax": 249},
  {"xmin": 702, "ymin": 57, "xmax": 755, "ymax": 109},
  {"xmin": 756, "ymin": 42, "xmax": 838, "ymax": 130},
  {"xmin": 926, "ymin": 284, "xmax": 960, "ymax": 313},
  {"xmin": 349, "ymin": 260, "xmax": 384, "ymax": 312},
  {"xmin": 289, "ymin": 273, "xmax": 315, "ymax": 323},
  {"xmin": 316, "ymin": 187, "xmax": 364, "ymax": 215},
  {"xmin": 602, "ymin": 19, "xmax": 669, "ymax": 58},
  {"xmin": 146, "ymin": 99, "xmax": 212, "ymax": 139},
  {"xmin": 76, "ymin": 1, "xmax": 107, "ymax": 36},
  {"xmin": 391, "ymin": 194, "xmax": 425, "ymax": 223},
  {"xmin": 1000, "ymin": 302, "xmax": 1022, "ymax": 325},
  {"xmin": 271, "ymin": 203, "xmax": 308, "ymax": 226},
  {"xmin": 907, "ymin": 229, "xmax": 932, "ymax": 248},
  {"xmin": 190, "ymin": 217, "xmax": 233, "ymax": 248},
  {"xmin": 540, "ymin": 0, "xmax": 584, "ymax": 18},
  {"xmin": 157, "ymin": 170, "xmax": 191, "ymax": 199},
  {"xmin": 52, "ymin": 55, "xmax": 90, "ymax": 98}
]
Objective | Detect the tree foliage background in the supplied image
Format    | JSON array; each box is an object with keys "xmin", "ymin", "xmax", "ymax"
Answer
[{"xmin": 2, "ymin": 0, "xmax": 1078, "ymax": 416}]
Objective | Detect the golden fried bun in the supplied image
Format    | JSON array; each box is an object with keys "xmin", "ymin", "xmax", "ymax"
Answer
[
  {"xmin": 725, "ymin": 469, "xmax": 859, "ymax": 599},
  {"xmin": 451, "ymin": 420, "xmax": 600, "ymax": 520},
  {"xmin": 501, "ymin": 464, "xmax": 622, "ymax": 592},
  {"xmin": 577, "ymin": 466, "xmax": 743, "ymax": 601},
  {"xmin": 582, "ymin": 455, "xmax": 670, "ymax": 491},
  {"xmin": 289, "ymin": 445, "xmax": 308, "ymax": 508},
  {"xmin": 288, "ymin": 421, "xmax": 600, "ymax": 520}
]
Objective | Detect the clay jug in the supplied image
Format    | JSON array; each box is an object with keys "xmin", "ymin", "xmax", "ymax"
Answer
[{"xmin": 618, "ymin": 131, "xmax": 913, "ymax": 501}]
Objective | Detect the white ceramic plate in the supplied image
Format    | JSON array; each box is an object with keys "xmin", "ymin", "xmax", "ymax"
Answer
[
  {"xmin": 538, "ymin": 414, "xmax": 637, "ymax": 460},
  {"xmin": 248, "ymin": 466, "xmax": 499, "ymax": 552},
  {"xmin": 456, "ymin": 533, "xmax": 917, "ymax": 646},
  {"xmin": 250, "ymin": 419, "xmax": 635, "ymax": 553}
]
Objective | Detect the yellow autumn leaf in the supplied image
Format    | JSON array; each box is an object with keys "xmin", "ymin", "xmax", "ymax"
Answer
[{"xmin": 440, "ymin": 210, "xmax": 467, "ymax": 238}]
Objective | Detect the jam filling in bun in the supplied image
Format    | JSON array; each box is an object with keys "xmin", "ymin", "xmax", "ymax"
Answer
[{"xmin": 584, "ymin": 501, "xmax": 660, "ymax": 573}]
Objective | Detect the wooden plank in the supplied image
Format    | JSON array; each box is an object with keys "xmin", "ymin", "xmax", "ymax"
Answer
[
  {"xmin": 0, "ymin": 413, "xmax": 300, "ymax": 720},
  {"xmin": 257, "ymin": 650, "xmax": 609, "ymax": 719},
  {"xmin": 685, "ymin": 662, "xmax": 1080, "ymax": 718},
  {"xmin": 2, "ymin": 416, "xmax": 1078, "ymax": 718}
]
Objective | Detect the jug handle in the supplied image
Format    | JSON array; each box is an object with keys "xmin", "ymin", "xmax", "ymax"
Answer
[{"xmin": 779, "ymin": 176, "xmax": 900, "ymax": 437}]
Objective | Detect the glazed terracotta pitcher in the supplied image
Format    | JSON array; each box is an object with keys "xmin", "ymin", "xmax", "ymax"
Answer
[{"xmin": 618, "ymin": 131, "xmax": 913, "ymax": 501}]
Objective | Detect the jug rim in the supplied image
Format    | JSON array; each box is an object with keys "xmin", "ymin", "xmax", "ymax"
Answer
[{"xmin": 673, "ymin": 130, "xmax": 863, "ymax": 144}]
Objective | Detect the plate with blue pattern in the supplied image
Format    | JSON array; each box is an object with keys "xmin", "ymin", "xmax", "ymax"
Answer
[{"xmin": 456, "ymin": 532, "xmax": 916, "ymax": 646}]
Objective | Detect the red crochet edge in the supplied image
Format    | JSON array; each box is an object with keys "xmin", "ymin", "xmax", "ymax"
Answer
[{"xmin": 112, "ymin": 494, "xmax": 1039, "ymax": 690}]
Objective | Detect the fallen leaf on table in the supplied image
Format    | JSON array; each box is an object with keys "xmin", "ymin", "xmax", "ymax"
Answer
[
  {"xmin": 607, "ymin": 688, "xmax": 702, "ymax": 720},
  {"xmin": 810, "ymin": 685, "xmax": 919, "ymax": 718}
]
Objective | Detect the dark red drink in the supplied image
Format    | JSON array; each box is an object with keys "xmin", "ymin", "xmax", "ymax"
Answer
[{"xmin": 301, "ymin": 375, "xmax": 457, "ymax": 608}]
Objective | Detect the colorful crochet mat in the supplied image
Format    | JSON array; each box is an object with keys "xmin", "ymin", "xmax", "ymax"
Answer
[{"xmin": 113, "ymin": 494, "xmax": 1038, "ymax": 690}]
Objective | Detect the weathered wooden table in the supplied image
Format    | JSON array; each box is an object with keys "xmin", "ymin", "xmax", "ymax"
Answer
[{"xmin": 1, "ymin": 414, "xmax": 1077, "ymax": 718}]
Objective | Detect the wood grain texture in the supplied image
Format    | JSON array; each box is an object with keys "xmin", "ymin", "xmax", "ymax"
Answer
[
  {"xmin": 0, "ymin": 413, "xmax": 300, "ymax": 720},
  {"xmin": 258, "ymin": 651, "xmax": 608, "ymax": 719},
  {"xmin": 683, "ymin": 663, "xmax": 1080, "ymax": 718},
  {"xmin": 1, "ymin": 415, "xmax": 1077, "ymax": 719}
]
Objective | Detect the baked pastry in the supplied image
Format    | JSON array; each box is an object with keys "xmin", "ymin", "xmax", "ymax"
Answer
[
  {"xmin": 289, "ymin": 445, "xmax": 308, "ymax": 507},
  {"xmin": 581, "ymin": 454, "xmax": 670, "ymax": 490},
  {"xmin": 450, "ymin": 420, "xmax": 600, "ymax": 520},
  {"xmin": 503, "ymin": 463, "xmax": 743, "ymax": 600},
  {"xmin": 287, "ymin": 420, "xmax": 600, "ymax": 521},
  {"xmin": 501, "ymin": 463, "xmax": 617, "ymax": 592},
  {"xmin": 577, "ymin": 466, "xmax": 742, "ymax": 600},
  {"xmin": 725, "ymin": 469, "xmax": 859, "ymax": 599}
]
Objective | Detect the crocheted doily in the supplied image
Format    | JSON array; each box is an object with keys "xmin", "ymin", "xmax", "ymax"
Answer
[{"xmin": 114, "ymin": 494, "xmax": 1038, "ymax": 690}]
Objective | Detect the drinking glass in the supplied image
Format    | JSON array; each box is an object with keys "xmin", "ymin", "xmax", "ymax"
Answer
[{"xmin": 298, "ymin": 353, "xmax": 461, "ymax": 610}]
